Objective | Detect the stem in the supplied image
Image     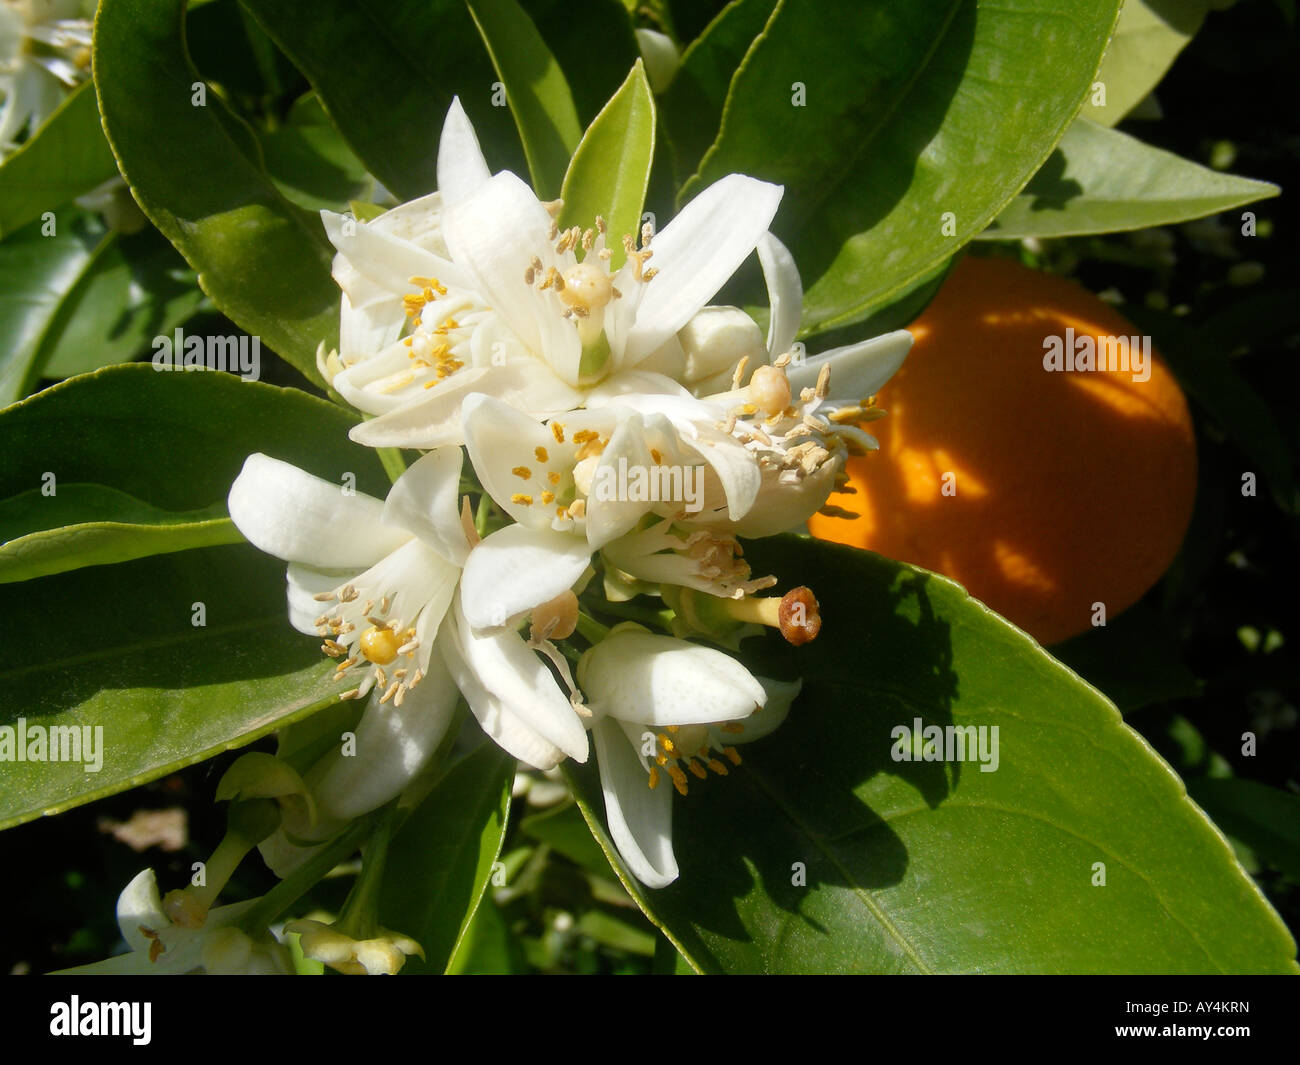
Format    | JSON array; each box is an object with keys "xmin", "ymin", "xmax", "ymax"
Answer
[
  {"xmin": 475, "ymin": 493, "xmax": 492, "ymax": 538},
  {"xmin": 191, "ymin": 831, "xmax": 253, "ymax": 910},
  {"xmin": 336, "ymin": 804, "xmax": 400, "ymax": 940},
  {"xmin": 575, "ymin": 612, "xmax": 611, "ymax": 643},
  {"xmin": 589, "ymin": 597, "xmax": 675, "ymax": 631},
  {"xmin": 236, "ymin": 817, "xmax": 373, "ymax": 935},
  {"xmin": 377, "ymin": 447, "xmax": 407, "ymax": 484}
]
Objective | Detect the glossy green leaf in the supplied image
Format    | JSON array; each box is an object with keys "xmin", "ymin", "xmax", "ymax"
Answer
[
  {"xmin": 660, "ymin": 0, "xmax": 778, "ymax": 184},
  {"xmin": 681, "ymin": 0, "xmax": 1123, "ymax": 336},
  {"xmin": 522, "ymin": 0, "xmax": 641, "ymax": 126},
  {"xmin": 260, "ymin": 95, "xmax": 374, "ymax": 214},
  {"xmin": 446, "ymin": 895, "xmax": 524, "ymax": 974},
  {"xmin": 1087, "ymin": 0, "xmax": 1209, "ymax": 127},
  {"xmin": 574, "ymin": 908, "xmax": 656, "ymax": 956},
  {"xmin": 37, "ymin": 226, "xmax": 206, "ymax": 383},
  {"xmin": 521, "ymin": 802, "xmax": 617, "ymax": 876},
  {"xmin": 559, "ymin": 62, "xmax": 655, "ymax": 269},
  {"xmin": 94, "ymin": 0, "xmax": 338, "ymax": 386},
  {"xmin": 380, "ymin": 743, "xmax": 515, "ymax": 973},
  {"xmin": 241, "ymin": 0, "xmax": 524, "ymax": 200},
  {"xmin": 466, "ymin": 0, "xmax": 582, "ymax": 199},
  {"xmin": 0, "ymin": 542, "xmax": 346, "ymax": 831},
  {"xmin": 981, "ymin": 118, "xmax": 1278, "ymax": 240},
  {"xmin": 0, "ymin": 212, "xmax": 103, "ymax": 404},
  {"xmin": 0, "ymin": 485, "xmax": 237, "ymax": 584},
  {"xmin": 0, "ymin": 82, "xmax": 120, "ymax": 239},
  {"xmin": 568, "ymin": 537, "xmax": 1297, "ymax": 973},
  {"xmin": 0, "ymin": 365, "xmax": 391, "ymax": 580}
]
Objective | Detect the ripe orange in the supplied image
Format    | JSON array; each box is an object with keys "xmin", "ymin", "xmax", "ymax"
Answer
[{"xmin": 809, "ymin": 256, "xmax": 1197, "ymax": 645}]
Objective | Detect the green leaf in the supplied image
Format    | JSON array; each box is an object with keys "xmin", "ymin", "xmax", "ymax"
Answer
[
  {"xmin": 259, "ymin": 94, "xmax": 373, "ymax": 214},
  {"xmin": 1086, "ymin": 0, "xmax": 1209, "ymax": 127},
  {"xmin": 0, "ymin": 485, "xmax": 238, "ymax": 584},
  {"xmin": 0, "ymin": 364, "xmax": 391, "ymax": 580},
  {"xmin": 981, "ymin": 118, "xmax": 1278, "ymax": 240},
  {"xmin": 568, "ymin": 537, "xmax": 1297, "ymax": 973},
  {"xmin": 380, "ymin": 744, "xmax": 515, "ymax": 973},
  {"xmin": 0, "ymin": 212, "xmax": 103, "ymax": 404},
  {"xmin": 241, "ymin": 0, "xmax": 525, "ymax": 200},
  {"xmin": 446, "ymin": 895, "xmax": 524, "ymax": 974},
  {"xmin": 522, "ymin": 0, "xmax": 641, "ymax": 126},
  {"xmin": 94, "ymin": 0, "xmax": 339, "ymax": 386},
  {"xmin": 37, "ymin": 226, "xmax": 206, "ymax": 383},
  {"xmin": 659, "ymin": 0, "xmax": 778, "ymax": 184},
  {"xmin": 0, "ymin": 542, "xmax": 347, "ymax": 831},
  {"xmin": 0, "ymin": 83, "xmax": 120, "ymax": 239},
  {"xmin": 1188, "ymin": 779, "xmax": 1300, "ymax": 882},
  {"xmin": 558, "ymin": 62, "xmax": 655, "ymax": 269},
  {"xmin": 681, "ymin": 0, "xmax": 1124, "ymax": 336},
  {"xmin": 574, "ymin": 908, "xmax": 656, "ymax": 956},
  {"xmin": 466, "ymin": 0, "xmax": 583, "ymax": 199},
  {"xmin": 521, "ymin": 802, "xmax": 617, "ymax": 876}
]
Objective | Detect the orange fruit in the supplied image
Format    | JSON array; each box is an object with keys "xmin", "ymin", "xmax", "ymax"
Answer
[{"xmin": 809, "ymin": 256, "xmax": 1197, "ymax": 645}]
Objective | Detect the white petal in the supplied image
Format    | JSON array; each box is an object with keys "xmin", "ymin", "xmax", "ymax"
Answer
[
  {"xmin": 723, "ymin": 676, "xmax": 800, "ymax": 743},
  {"xmin": 756, "ymin": 232, "xmax": 802, "ymax": 359},
  {"xmin": 443, "ymin": 172, "xmax": 581, "ymax": 379},
  {"xmin": 286, "ymin": 563, "xmax": 349, "ymax": 634},
  {"xmin": 728, "ymin": 460, "xmax": 840, "ymax": 538},
  {"xmin": 789, "ymin": 329, "xmax": 913, "ymax": 401},
  {"xmin": 461, "ymin": 524, "xmax": 591, "ymax": 629},
  {"xmin": 437, "ymin": 97, "xmax": 492, "ymax": 207},
  {"xmin": 462, "ymin": 392, "xmax": 578, "ymax": 527},
  {"xmin": 624, "ymin": 174, "xmax": 783, "ymax": 364},
  {"xmin": 585, "ymin": 415, "xmax": 658, "ymax": 549},
  {"xmin": 372, "ymin": 190, "xmax": 448, "ymax": 254},
  {"xmin": 116, "ymin": 868, "xmax": 168, "ymax": 953},
  {"xmin": 310, "ymin": 652, "xmax": 460, "ymax": 822},
  {"xmin": 336, "ymin": 284, "xmax": 404, "ymax": 364},
  {"xmin": 322, "ymin": 209, "xmax": 467, "ymax": 293},
  {"xmin": 381, "ymin": 447, "xmax": 471, "ymax": 566},
  {"xmin": 438, "ymin": 617, "xmax": 566, "ymax": 770},
  {"xmin": 678, "ymin": 428, "xmax": 761, "ymax": 522},
  {"xmin": 228, "ymin": 454, "xmax": 410, "ymax": 568},
  {"xmin": 579, "ymin": 630, "xmax": 765, "ymax": 725},
  {"xmin": 446, "ymin": 599, "xmax": 588, "ymax": 763},
  {"xmin": 351, "ymin": 362, "xmax": 583, "ymax": 450},
  {"xmin": 332, "ymin": 336, "xmax": 428, "ymax": 415},
  {"xmin": 585, "ymin": 370, "xmax": 694, "ymax": 405},
  {"xmin": 594, "ymin": 718, "xmax": 678, "ymax": 888}
]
